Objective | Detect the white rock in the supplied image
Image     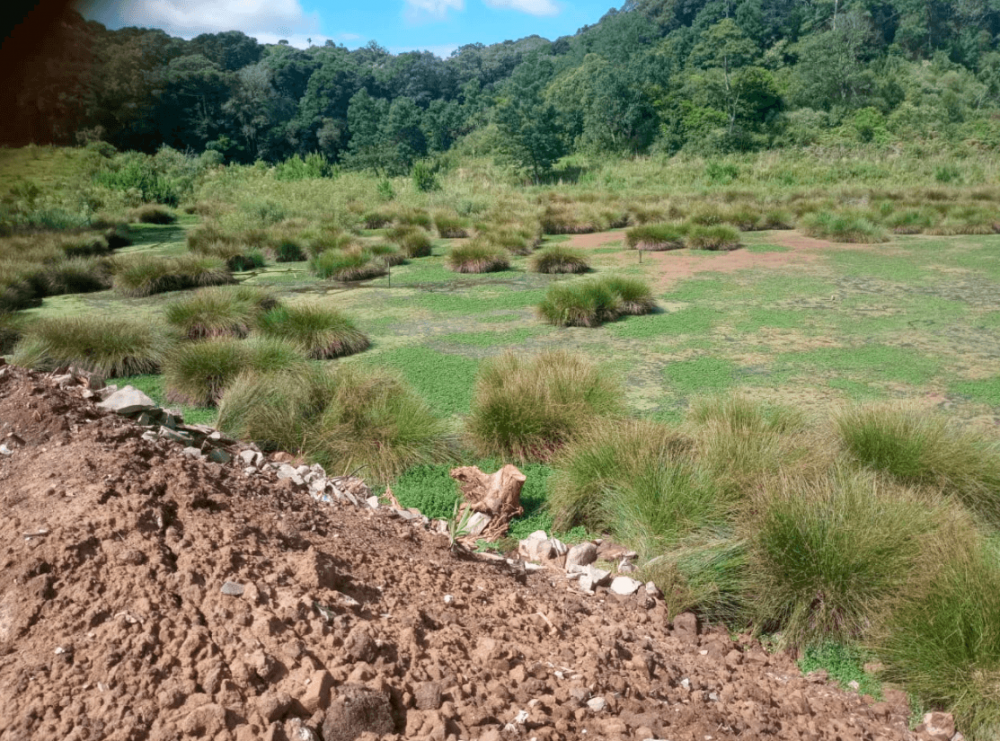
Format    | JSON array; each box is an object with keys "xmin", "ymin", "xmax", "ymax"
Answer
[
  {"xmin": 586, "ymin": 697, "xmax": 607, "ymax": 713},
  {"xmin": 276, "ymin": 464, "xmax": 298, "ymax": 480},
  {"xmin": 366, "ymin": 496, "xmax": 380, "ymax": 509},
  {"xmin": 609, "ymin": 576, "xmax": 643, "ymax": 596},
  {"xmin": 565, "ymin": 542, "xmax": 598, "ymax": 572},
  {"xmin": 238, "ymin": 450, "xmax": 263, "ymax": 467},
  {"xmin": 97, "ymin": 386, "xmax": 157, "ymax": 416},
  {"xmin": 526, "ymin": 530, "xmax": 548, "ymax": 541},
  {"xmin": 548, "ymin": 538, "xmax": 568, "ymax": 556},
  {"xmin": 182, "ymin": 447, "xmax": 203, "ymax": 459},
  {"xmin": 586, "ymin": 565, "xmax": 612, "ymax": 586},
  {"xmin": 466, "ymin": 511, "xmax": 491, "ymax": 537}
]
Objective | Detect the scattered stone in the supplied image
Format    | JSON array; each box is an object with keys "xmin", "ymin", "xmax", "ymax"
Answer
[
  {"xmin": 221, "ymin": 581, "xmax": 245, "ymax": 597},
  {"xmin": 321, "ymin": 685, "xmax": 394, "ymax": 741},
  {"xmin": 565, "ymin": 542, "xmax": 598, "ymax": 572},
  {"xmin": 97, "ymin": 386, "xmax": 157, "ymax": 416},
  {"xmin": 299, "ymin": 671, "xmax": 333, "ymax": 714},
  {"xmin": 182, "ymin": 447, "xmax": 204, "ymax": 459},
  {"xmin": 918, "ymin": 712, "xmax": 955, "ymax": 741},
  {"xmin": 673, "ymin": 612, "xmax": 700, "ymax": 642},
  {"xmin": 586, "ymin": 697, "xmax": 607, "ymax": 713},
  {"xmin": 609, "ymin": 576, "xmax": 642, "ymax": 596},
  {"xmin": 366, "ymin": 496, "xmax": 380, "ymax": 509},
  {"xmin": 344, "ymin": 625, "xmax": 378, "ymax": 663},
  {"xmin": 207, "ymin": 449, "xmax": 231, "ymax": 464},
  {"xmin": 0, "ymin": 445, "xmax": 11, "ymax": 456},
  {"xmin": 415, "ymin": 681, "xmax": 443, "ymax": 711}
]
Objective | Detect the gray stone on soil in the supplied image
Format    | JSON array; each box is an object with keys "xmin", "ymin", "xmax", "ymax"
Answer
[
  {"xmin": 321, "ymin": 685, "xmax": 394, "ymax": 741},
  {"xmin": 182, "ymin": 447, "xmax": 204, "ymax": 459},
  {"xmin": 142, "ymin": 431, "xmax": 159, "ymax": 443},
  {"xmin": 220, "ymin": 581, "xmax": 245, "ymax": 597},
  {"xmin": 366, "ymin": 496, "xmax": 380, "ymax": 509},
  {"xmin": 565, "ymin": 542, "xmax": 598, "ymax": 572},
  {"xmin": 159, "ymin": 428, "xmax": 195, "ymax": 444},
  {"xmin": 586, "ymin": 697, "xmax": 607, "ymax": 713},
  {"xmin": 672, "ymin": 612, "xmax": 700, "ymax": 642},
  {"xmin": 239, "ymin": 449, "xmax": 264, "ymax": 467},
  {"xmin": 97, "ymin": 385, "xmax": 157, "ymax": 416},
  {"xmin": 0, "ymin": 444, "xmax": 12, "ymax": 456},
  {"xmin": 611, "ymin": 576, "xmax": 642, "ymax": 597},
  {"xmin": 207, "ymin": 449, "xmax": 231, "ymax": 464}
]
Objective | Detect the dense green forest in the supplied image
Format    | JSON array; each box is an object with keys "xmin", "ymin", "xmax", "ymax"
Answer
[{"xmin": 7, "ymin": 1, "xmax": 1000, "ymax": 178}]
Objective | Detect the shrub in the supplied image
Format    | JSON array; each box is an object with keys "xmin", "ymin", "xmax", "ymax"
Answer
[
  {"xmin": 255, "ymin": 304, "xmax": 370, "ymax": 359},
  {"xmin": 466, "ymin": 350, "xmax": 622, "ymax": 461},
  {"xmin": 537, "ymin": 280, "xmax": 621, "ymax": 327},
  {"xmin": 434, "ymin": 212, "xmax": 468, "ymax": 238},
  {"xmin": 801, "ymin": 212, "xmax": 888, "ymax": 243},
  {"xmin": 836, "ymin": 405, "xmax": 1000, "ymax": 528},
  {"xmin": 879, "ymin": 535, "xmax": 1000, "ymax": 738},
  {"xmin": 388, "ymin": 226, "xmax": 433, "ymax": 258},
  {"xmin": 163, "ymin": 336, "xmax": 307, "ymax": 407},
  {"xmin": 113, "ymin": 254, "xmax": 232, "ymax": 297},
  {"xmin": 131, "ymin": 204, "xmax": 177, "ymax": 224},
  {"xmin": 189, "ymin": 239, "xmax": 265, "ymax": 272},
  {"xmin": 164, "ymin": 286, "xmax": 265, "ymax": 339},
  {"xmin": 748, "ymin": 469, "xmax": 936, "ymax": 645},
  {"xmin": 12, "ymin": 315, "xmax": 170, "ymax": 376},
  {"xmin": 530, "ymin": 246, "xmax": 590, "ymax": 274},
  {"xmin": 885, "ymin": 208, "xmax": 938, "ymax": 234},
  {"xmin": 361, "ymin": 210, "xmax": 393, "ymax": 229},
  {"xmin": 270, "ymin": 236, "xmax": 306, "ymax": 262},
  {"xmin": 412, "ymin": 162, "xmax": 439, "ymax": 192},
  {"xmin": 599, "ymin": 276, "xmax": 655, "ymax": 315},
  {"xmin": 685, "ymin": 224, "xmax": 742, "ymax": 251},
  {"xmin": 310, "ymin": 247, "xmax": 388, "ymax": 282},
  {"xmin": 447, "ymin": 241, "xmax": 510, "ymax": 274},
  {"xmin": 218, "ymin": 364, "xmax": 451, "ymax": 483}
]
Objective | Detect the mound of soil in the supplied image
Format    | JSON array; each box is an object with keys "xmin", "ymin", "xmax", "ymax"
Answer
[{"xmin": 0, "ymin": 363, "xmax": 925, "ymax": 741}]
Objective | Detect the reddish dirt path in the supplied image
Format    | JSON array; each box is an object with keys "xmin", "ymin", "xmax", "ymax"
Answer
[{"xmin": 566, "ymin": 230, "xmax": 840, "ymax": 291}]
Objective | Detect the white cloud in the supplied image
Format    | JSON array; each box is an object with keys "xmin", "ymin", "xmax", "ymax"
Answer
[
  {"xmin": 77, "ymin": 0, "xmax": 321, "ymax": 40},
  {"xmin": 339, "ymin": 33, "xmax": 363, "ymax": 41},
  {"xmin": 404, "ymin": 0, "xmax": 464, "ymax": 21},
  {"xmin": 483, "ymin": 0, "xmax": 559, "ymax": 16}
]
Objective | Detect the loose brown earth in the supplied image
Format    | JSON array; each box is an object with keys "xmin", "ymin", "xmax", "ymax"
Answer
[{"xmin": 0, "ymin": 364, "xmax": 924, "ymax": 741}]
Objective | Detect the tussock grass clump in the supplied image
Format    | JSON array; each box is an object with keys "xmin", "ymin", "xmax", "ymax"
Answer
[
  {"xmin": 625, "ymin": 223, "xmax": 687, "ymax": 251},
  {"xmin": 477, "ymin": 223, "xmax": 542, "ymax": 254},
  {"xmin": 218, "ymin": 364, "xmax": 451, "ymax": 483},
  {"xmin": 59, "ymin": 234, "xmax": 111, "ymax": 258},
  {"xmin": 269, "ymin": 235, "xmax": 306, "ymax": 262},
  {"xmin": 12, "ymin": 315, "xmax": 170, "ymax": 376},
  {"xmin": 164, "ymin": 286, "xmax": 265, "ymax": 339},
  {"xmin": 599, "ymin": 276, "xmax": 656, "ymax": 315},
  {"xmin": 131, "ymin": 204, "xmax": 177, "ymax": 224},
  {"xmin": 757, "ymin": 209, "xmax": 795, "ymax": 230},
  {"xmin": 0, "ymin": 312, "xmax": 24, "ymax": 354},
  {"xmin": 530, "ymin": 245, "xmax": 590, "ymax": 274},
  {"xmin": 388, "ymin": 226, "xmax": 433, "ymax": 258},
  {"xmin": 304, "ymin": 229, "xmax": 355, "ymax": 258},
  {"xmin": 310, "ymin": 247, "xmax": 388, "ymax": 282},
  {"xmin": 836, "ymin": 404, "xmax": 1000, "ymax": 527},
  {"xmin": 801, "ymin": 211, "xmax": 888, "ymax": 243},
  {"xmin": 42, "ymin": 257, "xmax": 112, "ymax": 295},
  {"xmin": 393, "ymin": 208, "xmax": 433, "ymax": 229},
  {"xmin": 748, "ymin": 469, "xmax": 937, "ymax": 645},
  {"xmin": 112, "ymin": 254, "xmax": 232, "ymax": 297},
  {"xmin": 361, "ymin": 210, "xmax": 393, "ymax": 229},
  {"xmin": 447, "ymin": 240, "xmax": 510, "ymax": 274},
  {"xmin": 537, "ymin": 280, "xmax": 621, "ymax": 327},
  {"xmin": 163, "ymin": 336, "xmax": 307, "ymax": 407},
  {"xmin": 685, "ymin": 224, "xmax": 743, "ymax": 251},
  {"xmin": 466, "ymin": 350, "xmax": 622, "ymax": 461},
  {"xmin": 0, "ymin": 267, "xmax": 40, "ymax": 312},
  {"xmin": 434, "ymin": 212, "xmax": 469, "ymax": 238},
  {"xmin": 366, "ymin": 242, "xmax": 405, "ymax": 266},
  {"xmin": 885, "ymin": 208, "xmax": 938, "ymax": 234},
  {"xmin": 879, "ymin": 534, "xmax": 1000, "ymax": 739},
  {"xmin": 255, "ymin": 304, "xmax": 370, "ymax": 359}
]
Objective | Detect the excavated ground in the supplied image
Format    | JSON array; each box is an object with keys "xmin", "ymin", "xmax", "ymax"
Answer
[{"xmin": 0, "ymin": 363, "xmax": 922, "ymax": 741}]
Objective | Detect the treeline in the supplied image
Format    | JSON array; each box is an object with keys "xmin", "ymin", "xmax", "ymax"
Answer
[{"xmin": 7, "ymin": 1, "xmax": 1000, "ymax": 178}]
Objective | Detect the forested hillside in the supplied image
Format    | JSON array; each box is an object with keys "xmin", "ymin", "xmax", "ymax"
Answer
[{"xmin": 5, "ymin": 1, "xmax": 1000, "ymax": 177}]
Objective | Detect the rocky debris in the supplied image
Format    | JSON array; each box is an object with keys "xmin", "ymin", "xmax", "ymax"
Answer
[
  {"xmin": 450, "ymin": 463, "xmax": 526, "ymax": 542},
  {"xmin": 0, "ymin": 364, "xmax": 940, "ymax": 741},
  {"xmin": 97, "ymin": 385, "xmax": 156, "ymax": 415},
  {"xmin": 610, "ymin": 575, "xmax": 644, "ymax": 596},
  {"xmin": 565, "ymin": 542, "xmax": 598, "ymax": 572},
  {"xmin": 916, "ymin": 712, "xmax": 957, "ymax": 741}
]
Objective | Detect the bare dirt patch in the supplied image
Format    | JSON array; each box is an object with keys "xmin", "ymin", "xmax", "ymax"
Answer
[{"xmin": 0, "ymin": 363, "xmax": 923, "ymax": 741}]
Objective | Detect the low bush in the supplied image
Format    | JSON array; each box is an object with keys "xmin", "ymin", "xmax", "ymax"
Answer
[
  {"xmin": 530, "ymin": 246, "xmax": 590, "ymax": 274},
  {"xmin": 625, "ymin": 223, "xmax": 687, "ymax": 251},
  {"xmin": 270, "ymin": 235, "xmax": 306, "ymax": 262},
  {"xmin": 255, "ymin": 304, "xmax": 370, "ymax": 359},
  {"xmin": 599, "ymin": 276, "xmax": 655, "ymax": 315},
  {"xmin": 434, "ymin": 212, "xmax": 468, "ymax": 238},
  {"xmin": 163, "ymin": 336, "xmax": 307, "ymax": 407},
  {"xmin": 685, "ymin": 224, "xmax": 742, "ymax": 251},
  {"xmin": 801, "ymin": 212, "xmax": 888, "ymax": 243},
  {"xmin": 310, "ymin": 247, "xmax": 388, "ymax": 282},
  {"xmin": 217, "ymin": 364, "xmax": 451, "ymax": 482},
  {"xmin": 164, "ymin": 286, "xmax": 265, "ymax": 339},
  {"xmin": 112, "ymin": 254, "xmax": 232, "ymax": 297},
  {"xmin": 447, "ymin": 241, "xmax": 510, "ymax": 273},
  {"xmin": 748, "ymin": 469, "xmax": 936, "ymax": 645},
  {"xmin": 836, "ymin": 404, "xmax": 1000, "ymax": 527},
  {"xmin": 466, "ymin": 350, "xmax": 622, "ymax": 461},
  {"xmin": 131, "ymin": 204, "xmax": 177, "ymax": 224},
  {"xmin": 537, "ymin": 280, "xmax": 621, "ymax": 327},
  {"xmin": 12, "ymin": 315, "xmax": 170, "ymax": 376},
  {"xmin": 879, "ymin": 534, "xmax": 1000, "ymax": 738},
  {"xmin": 388, "ymin": 226, "xmax": 433, "ymax": 258}
]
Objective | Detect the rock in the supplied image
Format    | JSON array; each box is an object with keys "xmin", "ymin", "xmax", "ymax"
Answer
[
  {"xmin": 645, "ymin": 581, "xmax": 662, "ymax": 598},
  {"xmin": 159, "ymin": 428, "xmax": 195, "ymax": 444},
  {"xmin": 519, "ymin": 535, "xmax": 554, "ymax": 562},
  {"xmin": 220, "ymin": 581, "xmax": 245, "ymax": 597},
  {"xmin": 321, "ymin": 685, "xmax": 394, "ymax": 741},
  {"xmin": 919, "ymin": 712, "xmax": 955, "ymax": 741},
  {"xmin": 586, "ymin": 697, "xmax": 607, "ymax": 713},
  {"xmin": 344, "ymin": 625, "xmax": 378, "ymax": 663},
  {"xmin": 97, "ymin": 386, "xmax": 157, "ymax": 416},
  {"xmin": 565, "ymin": 542, "xmax": 598, "ymax": 572},
  {"xmin": 415, "ymin": 681, "xmax": 443, "ymax": 711},
  {"xmin": 258, "ymin": 691, "xmax": 293, "ymax": 723},
  {"xmin": 0, "ymin": 444, "xmax": 11, "ymax": 456},
  {"xmin": 466, "ymin": 511, "xmax": 491, "ymax": 537},
  {"xmin": 672, "ymin": 612, "xmax": 699, "ymax": 642},
  {"xmin": 239, "ymin": 450, "xmax": 264, "ymax": 467},
  {"xmin": 609, "ymin": 576, "xmax": 642, "ymax": 596},
  {"xmin": 366, "ymin": 496, "xmax": 380, "ymax": 509},
  {"xmin": 299, "ymin": 670, "xmax": 334, "ymax": 714},
  {"xmin": 207, "ymin": 449, "xmax": 231, "ymax": 464},
  {"xmin": 182, "ymin": 447, "xmax": 204, "ymax": 459},
  {"xmin": 579, "ymin": 565, "xmax": 612, "ymax": 593}
]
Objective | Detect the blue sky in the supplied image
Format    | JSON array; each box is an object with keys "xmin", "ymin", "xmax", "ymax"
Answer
[{"xmin": 76, "ymin": 0, "xmax": 620, "ymax": 57}]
